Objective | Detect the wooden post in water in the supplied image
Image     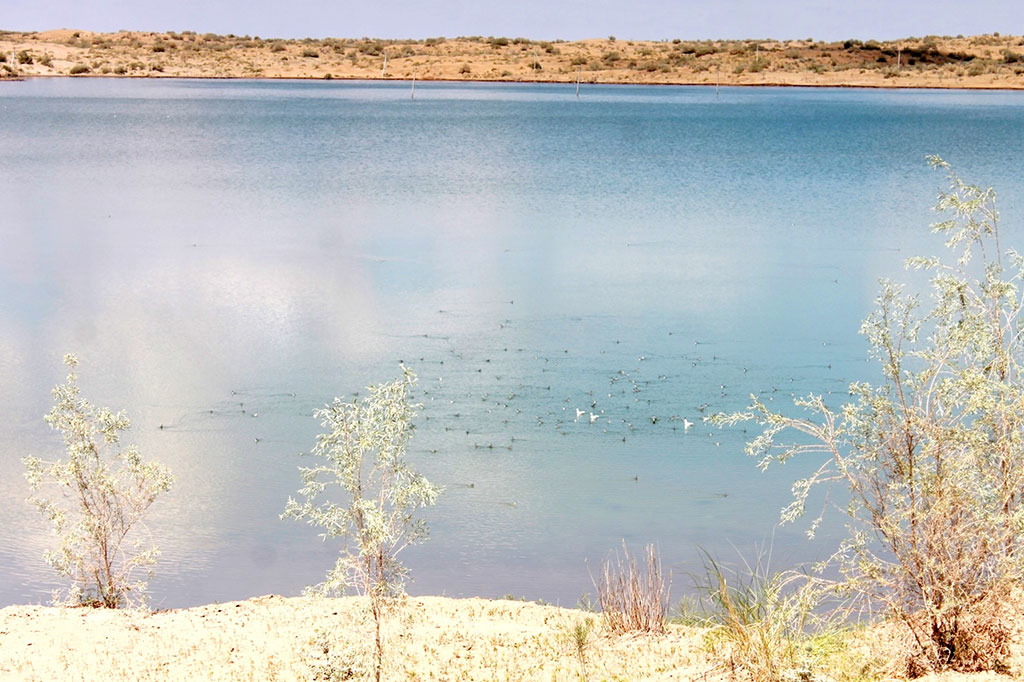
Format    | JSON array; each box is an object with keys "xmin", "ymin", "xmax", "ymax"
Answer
[
  {"xmin": 411, "ymin": 71, "xmax": 416, "ymax": 99},
  {"xmin": 576, "ymin": 66, "xmax": 581, "ymax": 98}
]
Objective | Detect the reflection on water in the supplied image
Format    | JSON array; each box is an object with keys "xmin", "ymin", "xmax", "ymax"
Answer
[{"xmin": 1, "ymin": 80, "xmax": 1023, "ymax": 607}]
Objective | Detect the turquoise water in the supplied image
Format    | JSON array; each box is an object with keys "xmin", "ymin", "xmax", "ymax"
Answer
[{"xmin": 1, "ymin": 79, "xmax": 1023, "ymax": 608}]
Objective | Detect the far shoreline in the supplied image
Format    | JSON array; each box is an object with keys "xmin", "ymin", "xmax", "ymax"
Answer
[
  {"xmin": 3, "ymin": 30, "xmax": 1023, "ymax": 91},
  {"xmin": 5, "ymin": 73, "xmax": 1024, "ymax": 92}
]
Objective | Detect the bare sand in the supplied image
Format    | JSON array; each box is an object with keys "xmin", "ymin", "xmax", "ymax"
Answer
[
  {"xmin": 0, "ymin": 595, "xmax": 714, "ymax": 681},
  {"xmin": 1, "ymin": 30, "xmax": 1023, "ymax": 89},
  {"xmin": 1, "ymin": 594, "xmax": 1022, "ymax": 681}
]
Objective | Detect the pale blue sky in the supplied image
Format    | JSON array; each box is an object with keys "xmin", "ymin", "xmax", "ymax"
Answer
[{"xmin": 4, "ymin": 0, "xmax": 1022, "ymax": 41}]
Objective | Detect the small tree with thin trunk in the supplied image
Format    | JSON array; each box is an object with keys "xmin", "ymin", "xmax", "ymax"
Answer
[
  {"xmin": 23, "ymin": 354, "xmax": 174, "ymax": 608},
  {"xmin": 283, "ymin": 367, "xmax": 440, "ymax": 682}
]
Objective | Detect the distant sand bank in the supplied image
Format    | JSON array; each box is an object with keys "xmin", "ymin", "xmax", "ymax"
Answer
[{"xmin": 1, "ymin": 30, "xmax": 1023, "ymax": 89}]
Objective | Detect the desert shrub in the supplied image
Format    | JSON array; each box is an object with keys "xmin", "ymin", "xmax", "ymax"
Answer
[
  {"xmin": 302, "ymin": 48, "xmax": 319, "ymax": 58},
  {"xmin": 714, "ymin": 158, "xmax": 1024, "ymax": 672},
  {"xmin": 270, "ymin": 43, "xmax": 286, "ymax": 52},
  {"xmin": 303, "ymin": 626, "xmax": 371, "ymax": 681},
  {"xmin": 562, "ymin": 617, "xmax": 595, "ymax": 682},
  {"xmin": 945, "ymin": 50, "xmax": 975, "ymax": 62},
  {"xmin": 459, "ymin": 63, "xmax": 471, "ymax": 74},
  {"xmin": 696, "ymin": 552, "xmax": 826, "ymax": 682},
  {"xmin": 594, "ymin": 542, "xmax": 668, "ymax": 634},
  {"xmin": 967, "ymin": 62, "xmax": 987, "ymax": 76},
  {"xmin": 358, "ymin": 40, "xmax": 383, "ymax": 56},
  {"xmin": 23, "ymin": 355, "xmax": 173, "ymax": 608},
  {"xmin": 17, "ymin": 50, "xmax": 33, "ymax": 64},
  {"xmin": 68, "ymin": 64, "xmax": 90, "ymax": 75},
  {"xmin": 283, "ymin": 368, "xmax": 440, "ymax": 682}
]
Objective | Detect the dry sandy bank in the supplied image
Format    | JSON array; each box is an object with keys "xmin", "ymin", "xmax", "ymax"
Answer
[
  {"xmin": 0, "ymin": 594, "xmax": 712, "ymax": 681},
  {"xmin": 3, "ymin": 594, "xmax": 1024, "ymax": 681}
]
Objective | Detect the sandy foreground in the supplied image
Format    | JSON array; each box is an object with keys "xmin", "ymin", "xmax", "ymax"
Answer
[
  {"xmin": 1, "ymin": 30, "xmax": 1023, "ymax": 89},
  {"xmin": 0, "ymin": 594, "xmax": 1021, "ymax": 682},
  {"xmin": 0, "ymin": 595, "xmax": 714, "ymax": 681}
]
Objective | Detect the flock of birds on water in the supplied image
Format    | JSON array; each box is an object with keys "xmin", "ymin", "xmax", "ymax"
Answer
[{"xmin": 152, "ymin": 299, "xmax": 856, "ymax": 505}]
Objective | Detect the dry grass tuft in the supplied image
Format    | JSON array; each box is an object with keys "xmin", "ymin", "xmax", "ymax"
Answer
[
  {"xmin": 595, "ymin": 542, "xmax": 669, "ymax": 634},
  {"xmin": 694, "ymin": 550, "xmax": 827, "ymax": 682}
]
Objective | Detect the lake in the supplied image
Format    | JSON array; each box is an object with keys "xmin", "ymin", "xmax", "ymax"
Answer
[{"xmin": 1, "ymin": 79, "xmax": 1023, "ymax": 609}]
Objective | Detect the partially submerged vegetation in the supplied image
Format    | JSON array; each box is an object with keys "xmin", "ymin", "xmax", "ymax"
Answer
[{"xmin": 1, "ymin": 28, "xmax": 1023, "ymax": 87}]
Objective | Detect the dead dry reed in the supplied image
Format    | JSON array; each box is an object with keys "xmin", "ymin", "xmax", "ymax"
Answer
[{"xmin": 594, "ymin": 542, "xmax": 669, "ymax": 634}]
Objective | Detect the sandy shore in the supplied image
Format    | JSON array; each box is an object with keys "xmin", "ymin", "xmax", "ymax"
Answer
[
  {"xmin": 0, "ymin": 595, "xmax": 715, "ymax": 681},
  {"xmin": 2, "ymin": 594, "xmax": 1023, "ymax": 681},
  {"xmin": 1, "ymin": 30, "xmax": 1023, "ymax": 89}
]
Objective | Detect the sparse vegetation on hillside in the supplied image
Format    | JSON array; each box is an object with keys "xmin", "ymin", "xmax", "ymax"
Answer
[{"xmin": 0, "ymin": 29, "xmax": 1022, "ymax": 85}]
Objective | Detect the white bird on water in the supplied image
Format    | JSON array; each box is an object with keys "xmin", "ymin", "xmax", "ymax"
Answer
[
  {"xmin": 589, "ymin": 412, "xmax": 600, "ymax": 423},
  {"xmin": 683, "ymin": 418, "xmax": 694, "ymax": 430},
  {"xmin": 575, "ymin": 408, "xmax": 586, "ymax": 421}
]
